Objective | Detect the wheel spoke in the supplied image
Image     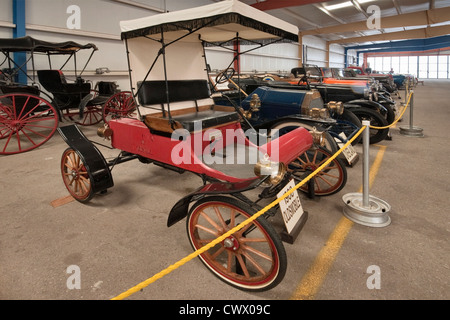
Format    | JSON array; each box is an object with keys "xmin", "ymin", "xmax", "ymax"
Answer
[
  {"xmin": 194, "ymin": 223, "xmax": 219, "ymax": 237},
  {"xmin": 200, "ymin": 210, "xmax": 222, "ymax": 232},
  {"xmin": 242, "ymin": 244, "xmax": 272, "ymax": 261},
  {"xmin": 235, "ymin": 254, "xmax": 251, "ymax": 278},
  {"xmin": 214, "ymin": 206, "xmax": 229, "ymax": 230},
  {"xmin": 241, "ymin": 250, "xmax": 267, "ymax": 276}
]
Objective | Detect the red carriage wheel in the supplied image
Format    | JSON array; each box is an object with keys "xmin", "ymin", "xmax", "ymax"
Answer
[
  {"xmin": 0, "ymin": 93, "xmax": 59, "ymax": 155},
  {"xmin": 102, "ymin": 91, "xmax": 136, "ymax": 123},
  {"xmin": 74, "ymin": 104, "xmax": 103, "ymax": 126},
  {"xmin": 60, "ymin": 148, "xmax": 94, "ymax": 202},
  {"xmin": 288, "ymin": 146, "xmax": 347, "ymax": 196},
  {"xmin": 187, "ymin": 196, "xmax": 287, "ymax": 292}
]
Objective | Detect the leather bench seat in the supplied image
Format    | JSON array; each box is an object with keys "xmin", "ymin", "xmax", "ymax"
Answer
[{"xmin": 172, "ymin": 109, "xmax": 239, "ymax": 132}]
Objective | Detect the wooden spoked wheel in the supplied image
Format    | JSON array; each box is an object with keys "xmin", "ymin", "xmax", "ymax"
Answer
[
  {"xmin": 61, "ymin": 148, "xmax": 94, "ymax": 203},
  {"xmin": 102, "ymin": 91, "xmax": 136, "ymax": 124},
  {"xmin": 288, "ymin": 146, "xmax": 347, "ymax": 196},
  {"xmin": 187, "ymin": 196, "xmax": 287, "ymax": 292},
  {"xmin": 0, "ymin": 93, "xmax": 58, "ymax": 155}
]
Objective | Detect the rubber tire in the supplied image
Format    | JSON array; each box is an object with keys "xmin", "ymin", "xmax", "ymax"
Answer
[
  {"xmin": 380, "ymin": 103, "xmax": 396, "ymax": 125},
  {"xmin": 350, "ymin": 107, "xmax": 389, "ymax": 144},
  {"xmin": 331, "ymin": 108, "xmax": 362, "ymax": 146},
  {"xmin": 290, "ymin": 146, "xmax": 348, "ymax": 196},
  {"xmin": 61, "ymin": 148, "xmax": 94, "ymax": 203},
  {"xmin": 186, "ymin": 196, "xmax": 287, "ymax": 292}
]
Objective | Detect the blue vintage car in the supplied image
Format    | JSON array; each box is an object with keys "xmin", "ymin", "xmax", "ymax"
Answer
[
  {"xmin": 213, "ymin": 80, "xmax": 362, "ymax": 155},
  {"xmin": 392, "ymin": 74, "xmax": 407, "ymax": 89}
]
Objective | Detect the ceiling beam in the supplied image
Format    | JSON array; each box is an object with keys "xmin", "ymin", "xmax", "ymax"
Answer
[
  {"xmin": 300, "ymin": 6, "xmax": 450, "ymax": 36},
  {"xmin": 330, "ymin": 24, "xmax": 450, "ymax": 45},
  {"xmin": 345, "ymin": 35, "xmax": 450, "ymax": 51},
  {"xmin": 391, "ymin": 0, "xmax": 402, "ymax": 15},
  {"xmin": 251, "ymin": 0, "xmax": 329, "ymax": 11},
  {"xmin": 314, "ymin": 3, "xmax": 367, "ymax": 38},
  {"xmin": 282, "ymin": 8, "xmax": 321, "ymax": 28},
  {"xmin": 314, "ymin": 4, "xmax": 346, "ymax": 24}
]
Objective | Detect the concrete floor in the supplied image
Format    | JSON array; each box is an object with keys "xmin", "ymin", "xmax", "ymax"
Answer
[{"xmin": 0, "ymin": 80, "xmax": 449, "ymax": 301}]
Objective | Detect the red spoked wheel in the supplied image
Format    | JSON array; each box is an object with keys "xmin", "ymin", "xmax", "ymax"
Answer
[
  {"xmin": 288, "ymin": 146, "xmax": 347, "ymax": 196},
  {"xmin": 74, "ymin": 104, "xmax": 103, "ymax": 126},
  {"xmin": 60, "ymin": 104, "xmax": 103, "ymax": 126},
  {"xmin": 102, "ymin": 91, "xmax": 136, "ymax": 124},
  {"xmin": 0, "ymin": 93, "xmax": 59, "ymax": 155},
  {"xmin": 187, "ymin": 196, "xmax": 287, "ymax": 292},
  {"xmin": 60, "ymin": 148, "xmax": 94, "ymax": 203}
]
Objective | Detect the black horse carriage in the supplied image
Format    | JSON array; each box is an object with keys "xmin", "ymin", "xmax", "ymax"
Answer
[{"xmin": 0, "ymin": 36, "xmax": 132, "ymax": 155}]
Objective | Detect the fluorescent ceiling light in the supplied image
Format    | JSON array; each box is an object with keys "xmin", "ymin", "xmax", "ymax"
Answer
[
  {"xmin": 324, "ymin": 0, "xmax": 376, "ymax": 11},
  {"xmin": 324, "ymin": 1, "xmax": 353, "ymax": 11}
]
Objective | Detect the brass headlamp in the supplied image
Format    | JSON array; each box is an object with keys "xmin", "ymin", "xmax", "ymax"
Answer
[
  {"xmin": 327, "ymin": 101, "xmax": 344, "ymax": 115},
  {"xmin": 254, "ymin": 153, "xmax": 287, "ymax": 185},
  {"xmin": 243, "ymin": 93, "xmax": 261, "ymax": 119}
]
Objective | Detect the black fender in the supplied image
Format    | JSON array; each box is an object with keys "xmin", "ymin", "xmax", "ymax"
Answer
[
  {"xmin": 377, "ymin": 95, "xmax": 395, "ymax": 106},
  {"xmin": 345, "ymin": 99, "xmax": 387, "ymax": 114},
  {"xmin": 58, "ymin": 124, "xmax": 114, "ymax": 194},
  {"xmin": 167, "ymin": 178, "xmax": 263, "ymax": 227}
]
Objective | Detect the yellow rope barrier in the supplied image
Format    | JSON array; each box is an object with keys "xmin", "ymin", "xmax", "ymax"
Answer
[
  {"xmin": 111, "ymin": 126, "xmax": 366, "ymax": 300},
  {"xmin": 370, "ymin": 91, "xmax": 413, "ymax": 130}
]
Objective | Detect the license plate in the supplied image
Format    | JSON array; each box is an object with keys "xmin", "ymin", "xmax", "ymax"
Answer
[{"xmin": 277, "ymin": 179, "xmax": 304, "ymax": 234}]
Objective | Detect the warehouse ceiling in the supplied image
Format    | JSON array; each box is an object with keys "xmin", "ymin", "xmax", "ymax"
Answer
[{"xmin": 211, "ymin": 0, "xmax": 450, "ymax": 47}]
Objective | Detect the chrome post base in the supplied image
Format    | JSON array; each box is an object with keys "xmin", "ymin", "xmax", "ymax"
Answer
[
  {"xmin": 399, "ymin": 125, "xmax": 424, "ymax": 137},
  {"xmin": 342, "ymin": 193, "xmax": 391, "ymax": 228}
]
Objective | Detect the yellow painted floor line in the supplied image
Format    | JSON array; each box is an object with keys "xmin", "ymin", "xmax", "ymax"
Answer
[{"xmin": 290, "ymin": 145, "xmax": 387, "ymax": 300}]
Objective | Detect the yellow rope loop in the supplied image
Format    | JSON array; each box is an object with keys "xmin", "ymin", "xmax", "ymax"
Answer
[
  {"xmin": 369, "ymin": 91, "xmax": 413, "ymax": 130},
  {"xmin": 111, "ymin": 125, "xmax": 367, "ymax": 300}
]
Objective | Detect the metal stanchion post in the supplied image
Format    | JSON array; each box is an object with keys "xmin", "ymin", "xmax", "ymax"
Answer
[
  {"xmin": 399, "ymin": 90, "xmax": 424, "ymax": 137},
  {"xmin": 342, "ymin": 121, "xmax": 391, "ymax": 227},
  {"xmin": 362, "ymin": 119, "xmax": 370, "ymax": 208}
]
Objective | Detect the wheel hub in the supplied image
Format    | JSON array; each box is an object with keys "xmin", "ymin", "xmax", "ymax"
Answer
[
  {"xmin": 223, "ymin": 236, "xmax": 239, "ymax": 251},
  {"xmin": 5, "ymin": 120, "xmax": 23, "ymax": 131}
]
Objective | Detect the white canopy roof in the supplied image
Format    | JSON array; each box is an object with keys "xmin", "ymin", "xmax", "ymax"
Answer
[{"xmin": 120, "ymin": 0, "xmax": 298, "ymax": 44}]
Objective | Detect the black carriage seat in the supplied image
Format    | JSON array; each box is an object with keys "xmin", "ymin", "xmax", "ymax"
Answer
[
  {"xmin": 96, "ymin": 81, "xmax": 118, "ymax": 96},
  {"xmin": 37, "ymin": 70, "xmax": 91, "ymax": 108},
  {"xmin": 85, "ymin": 81, "xmax": 118, "ymax": 107},
  {"xmin": 37, "ymin": 70, "xmax": 91, "ymax": 95},
  {"xmin": 139, "ymin": 79, "xmax": 239, "ymax": 133}
]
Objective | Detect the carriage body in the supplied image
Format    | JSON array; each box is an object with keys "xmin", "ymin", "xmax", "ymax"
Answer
[
  {"xmin": 0, "ymin": 36, "xmax": 130, "ymax": 155},
  {"xmin": 57, "ymin": 0, "xmax": 347, "ymax": 292}
]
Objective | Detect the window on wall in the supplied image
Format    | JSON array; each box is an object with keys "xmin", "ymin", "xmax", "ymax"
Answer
[
  {"xmin": 367, "ymin": 56, "xmax": 383, "ymax": 72},
  {"xmin": 391, "ymin": 56, "xmax": 399, "ymax": 73},
  {"xmin": 428, "ymin": 56, "xmax": 438, "ymax": 78},
  {"xmin": 418, "ymin": 56, "xmax": 428, "ymax": 78},
  {"xmin": 382, "ymin": 56, "xmax": 391, "ymax": 72},
  {"xmin": 438, "ymin": 56, "xmax": 448, "ymax": 79},
  {"xmin": 399, "ymin": 56, "xmax": 409, "ymax": 74},
  {"xmin": 409, "ymin": 56, "xmax": 418, "ymax": 77},
  {"xmin": 366, "ymin": 54, "xmax": 449, "ymax": 79}
]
